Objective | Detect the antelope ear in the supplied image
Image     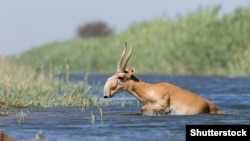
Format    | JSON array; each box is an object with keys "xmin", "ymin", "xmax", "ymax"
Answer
[{"xmin": 125, "ymin": 67, "xmax": 135, "ymax": 74}]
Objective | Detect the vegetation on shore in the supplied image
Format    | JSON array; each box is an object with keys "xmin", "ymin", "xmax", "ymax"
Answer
[{"xmin": 13, "ymin": 6, "xmax": 250, "ymax": 76}]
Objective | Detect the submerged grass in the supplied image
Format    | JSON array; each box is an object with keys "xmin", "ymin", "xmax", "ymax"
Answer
[
  {"xmin": 0, "ymin": 58, "xmax": 98, "ymax": 109},
  {"xmin": 13, "ymin": 6, "xmax": 250, "ymax": 76}
]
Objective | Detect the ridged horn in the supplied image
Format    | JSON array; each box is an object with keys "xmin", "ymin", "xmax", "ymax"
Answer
[
  {"xmin": 117, "ymin": 42, "xmax": 128, "ymax": 71},
  {"xmin": 121, "ymin": 44, "xmax": 133, "ymax": 71}
]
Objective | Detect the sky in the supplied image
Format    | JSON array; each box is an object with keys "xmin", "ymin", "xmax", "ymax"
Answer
[{"xmin": 0, "ymin": 0, "xmax": 249, "ymax": 56}]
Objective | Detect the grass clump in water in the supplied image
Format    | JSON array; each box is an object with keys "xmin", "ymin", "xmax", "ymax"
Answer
[{"xmin": 0, "ymin": 58, "xmax": 97, "ymax": 108}]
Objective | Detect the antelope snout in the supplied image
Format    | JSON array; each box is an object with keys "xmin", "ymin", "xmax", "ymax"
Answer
[
  {"xmin": 103, "ymin": 93, "xmax": 112, "ymax": 98},
  {"xmin": 103, "ymin": 91, "xmax": 111, "ymax": 98}
]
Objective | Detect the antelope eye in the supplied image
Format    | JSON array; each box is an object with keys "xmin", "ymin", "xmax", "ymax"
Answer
[{"xmin": 118, "ymin": 76, "xmax": 124, "ymax": 80}]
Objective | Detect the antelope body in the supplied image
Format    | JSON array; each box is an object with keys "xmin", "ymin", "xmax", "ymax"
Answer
[{"xmin": 103, "ymin": 43, "xmax": 222, "ymax": 116}]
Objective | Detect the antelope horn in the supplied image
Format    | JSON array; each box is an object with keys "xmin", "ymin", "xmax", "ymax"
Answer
[
  {"xmin": 121, "ymin": 44, "xmax": 133, "ymax": 71},
  {"xmin": 117, "ymin": 42, "xmax": 128, "ymax": 71}
]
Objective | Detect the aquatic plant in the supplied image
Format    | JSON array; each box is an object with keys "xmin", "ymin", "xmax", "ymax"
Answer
[
  {"xmin": 90, "ymin": 104, "xmax": 104, "ymax": 125},
  {"xmin": 120, "ymin": 95, "xmax": 126, "ymax": 108},
  {"xmin": 166, "ymin": 130, "xmax": 175, "ymax": 137},
  {"xmin": 90, "ymin": 111, "xmax": 95, "ymax": 125},
  {"xmin": 0, "ymin": 58, "xmax": 96, "ymax": 108},
  {"xmin": 35, "ymin": 130, "xmax": 48, "ymax": 141},
  {"xmin": 97, "ymin": 104, "xmax": 104, "ymax": 125},
  {"xmin": 18, "ymin": 110, "xmax": 26, "ymax": 124}
]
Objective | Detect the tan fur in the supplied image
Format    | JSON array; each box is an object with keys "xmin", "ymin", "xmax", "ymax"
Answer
[{"xmin": 103, "ymin": 43, "xmax": 222, "ymax": 116}]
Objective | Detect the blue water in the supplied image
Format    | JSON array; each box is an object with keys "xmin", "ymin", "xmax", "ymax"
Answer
[{"xmin": 1, "ymin": 74, "xmax": 250, "ymax": 141}]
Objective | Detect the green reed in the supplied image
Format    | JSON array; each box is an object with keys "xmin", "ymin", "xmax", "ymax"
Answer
[
  {"xmin": 0, "ymin": 58, "xmax": 97, "ymax": 108},
  {"xmin": 13, "ymin": 6, "xmax": 250, "ymax": 76}
]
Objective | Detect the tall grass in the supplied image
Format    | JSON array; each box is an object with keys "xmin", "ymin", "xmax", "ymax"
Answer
[
  {"xmin": 14, "ymin": 6, "xmax": 250, "ymax": 76},
  {"xmin": 0, "ymin": 58, "xmax": 97, "ymax": 108}
]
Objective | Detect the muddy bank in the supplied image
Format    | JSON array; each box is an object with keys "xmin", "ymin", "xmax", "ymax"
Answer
[{"xmin": 0, "ymin": 132, "xmax": 15, "ymax": 141}]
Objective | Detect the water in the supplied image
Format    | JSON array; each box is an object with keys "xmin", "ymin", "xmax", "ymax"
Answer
[{"xmin": 1, "ymin": 74, "xmax": 250, "ymax": 141}]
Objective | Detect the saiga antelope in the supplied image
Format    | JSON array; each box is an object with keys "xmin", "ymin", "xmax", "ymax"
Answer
[{"xmin": 103, "ymin": 43, "xmax": 222, "ymax": 116}]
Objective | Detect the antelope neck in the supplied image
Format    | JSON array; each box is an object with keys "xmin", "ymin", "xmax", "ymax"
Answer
[{"xmin": 125, "ymin": 75, "xmax": 151, "ymax": 104}]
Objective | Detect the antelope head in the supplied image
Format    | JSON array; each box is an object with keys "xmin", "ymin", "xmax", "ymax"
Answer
[{"xmin": 103, "ymin": 42, "xmax": 134, "ymax": 98}]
